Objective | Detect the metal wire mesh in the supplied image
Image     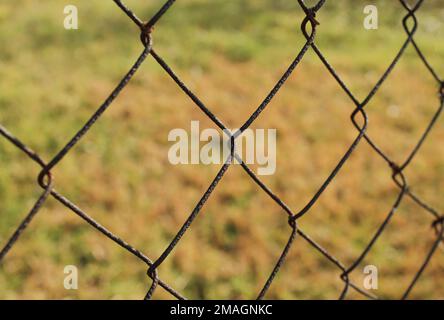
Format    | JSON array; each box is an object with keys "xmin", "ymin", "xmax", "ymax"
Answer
[{"xmin": 1, "ymin": 0, "xmax": 443, "ymax": 300}]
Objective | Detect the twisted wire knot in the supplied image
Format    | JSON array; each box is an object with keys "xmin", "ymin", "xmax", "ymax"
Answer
[
  {"xmin": 389, "ymin": 161, "xmax": 402, "ymax": 175},
  {"xmin": 306, "ymin": 9, "xmax": 319, "ymax": 26},
  {"xmin": 432, "ymin": 216, "xmax": 444, "ymax": 229},
  {"xmin": 439, "ymin": 82, "xmax": 444, "ymax": 100},
  {"xmin": 140, "ymin": 24, "xmax": 154, "ymax": 48}
]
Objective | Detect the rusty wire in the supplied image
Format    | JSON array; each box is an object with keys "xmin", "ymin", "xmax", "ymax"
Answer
[{"xmin": 1, "ymin": 0, "xmax": 443, "ymax": 300}]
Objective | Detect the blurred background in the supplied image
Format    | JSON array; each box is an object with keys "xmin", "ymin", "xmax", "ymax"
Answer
[{"xmin": 1, "ymin": 0, "xmax": 444, "ymax": 299}]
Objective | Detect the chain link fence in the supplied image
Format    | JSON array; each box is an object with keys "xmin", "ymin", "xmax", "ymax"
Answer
[{"xmin": 1, "ymin": 0, "xmax": 443, "ymax": 300}]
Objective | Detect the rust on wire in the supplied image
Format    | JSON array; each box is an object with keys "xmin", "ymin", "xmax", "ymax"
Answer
[{"xmin": 0, "ymin": 0, "xmax": 443, "ymax": 300}]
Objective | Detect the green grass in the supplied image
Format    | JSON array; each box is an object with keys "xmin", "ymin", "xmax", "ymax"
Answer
[{"xmin": 0, "ymin": 0, "xmax": 444, "ymax": 299}]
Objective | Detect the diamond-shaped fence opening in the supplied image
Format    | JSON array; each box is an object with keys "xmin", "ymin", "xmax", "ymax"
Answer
[{"xmin": 0, "ymin": 0, "xmax": 443, "ymax": 300}]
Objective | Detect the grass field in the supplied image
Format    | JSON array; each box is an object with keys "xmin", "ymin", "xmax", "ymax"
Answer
[{"xmin": 1, "ymin": 0, "xmax": 444, "ymax": 299}]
